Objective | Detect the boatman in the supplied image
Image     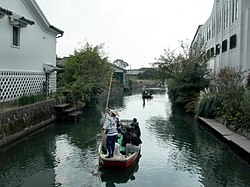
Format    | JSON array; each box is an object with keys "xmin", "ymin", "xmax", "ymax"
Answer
[{"xmin": 102, "ymin": 109, "xmax": 119, "ymax": 158}]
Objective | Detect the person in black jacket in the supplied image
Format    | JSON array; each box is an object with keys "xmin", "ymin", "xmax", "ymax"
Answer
[
  {"xmin": 130, "ymin": 118, "xmax": 141, "ymax": 137},
  {"xmin": 121, "ymin": 127, "xmax": 133, "ymax": 147}
]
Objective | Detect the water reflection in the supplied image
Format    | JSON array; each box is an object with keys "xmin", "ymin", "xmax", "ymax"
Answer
[
  {"xmin": 0, "ymin": 126, "xmax": 57, "ymax": 186},
  {"xmin": 142, "ymin": 97, "xmax": 153, "ymax": 108},
  {"xmin": 0, "ymin": 92, "xmax": 250, "ymax": 187},
  {"xmin": 53, "ymin": 106, "xmax": 103, "ymax": 186},
  {"xmin": 99, "ymin": 158, "xmax": 140, "ymax": 185},
  {"xmin": 146, "ymin": 106, "xmax": 250, "ymax": 187}
]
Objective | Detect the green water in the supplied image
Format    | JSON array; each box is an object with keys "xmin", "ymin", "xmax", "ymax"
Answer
[{"xmin": 0, "ymin": 92, "xmax": 250, "ymax": 187}]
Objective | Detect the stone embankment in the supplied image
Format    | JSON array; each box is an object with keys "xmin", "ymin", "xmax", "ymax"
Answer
[
  {"xmin": 0, "ymin": 97, "xmax": 66, "ymax": 149},
  {"xmin": 197, "ymin": 117, "xmax": 250, "ymax": 164}
]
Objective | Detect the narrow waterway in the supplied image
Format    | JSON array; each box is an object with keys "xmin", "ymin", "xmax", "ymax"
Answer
[{"xmin": 0, "ymin": 91, "xmax": 250, "ymax": 187}]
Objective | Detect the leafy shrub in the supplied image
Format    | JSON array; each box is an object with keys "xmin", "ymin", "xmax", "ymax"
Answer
[
  {"xmin": 247, "ymin": 73, "xmax": 250, "ymax": 87},
  {"xmin": 195, "ymin": 88, "xmax": 221, "ymax": 118},
  {"xmin": 18, "ymin": 93, "xmax": 46, "ymax": 106},
  {"xmin": 238, "ymin": 89, "xmax": 250, "ymax": 130},
  {"xmin": 214, "ymin": 67, "xmax": 247, "ymax": 130}
]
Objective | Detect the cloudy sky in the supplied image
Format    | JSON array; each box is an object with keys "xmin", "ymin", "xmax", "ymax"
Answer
[{"xmin": 36, "ymin": 0, "xmax": 214, "ymax": 69}]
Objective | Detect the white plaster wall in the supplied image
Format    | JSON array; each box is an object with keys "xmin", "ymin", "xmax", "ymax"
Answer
[
  {"xmin": 197, "ymin": 0, "xmax": 250, "ymax": 74},
  {"xmin": 241, "ymin": 6, "xmax": 250, "ymax": 72},
  {"xmin": 0, "ymin": 0, "xmax": 57, "ymax": 73},
  {"xmin": 221, "ymin": 50, "xmax": 229, "ymax": 69}
]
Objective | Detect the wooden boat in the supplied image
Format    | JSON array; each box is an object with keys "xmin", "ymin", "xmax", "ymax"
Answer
[
  {"xmin": 100, "ymin": 157, "xmax": 140, "ymax": 183},
  {"xmin": 99, "ymin": 119, "xmax": 141, "ymax": 168},
  {"xmin": 99, "ymin": 144, "xmax": 141, "ymax": 167},
  {"xmin": 142, "ymin": 90, "xmax": 153, "ymax": 98}
]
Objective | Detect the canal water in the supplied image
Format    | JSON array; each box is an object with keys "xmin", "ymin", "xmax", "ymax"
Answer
[{"xmin": 1, "ymin": 91, "xmax": 250, "ymax": 187}]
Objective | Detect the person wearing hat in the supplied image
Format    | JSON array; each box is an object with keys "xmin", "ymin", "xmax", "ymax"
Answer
[{"xmin": 102, "ymin": 109, "xmax": 119, "ymax": 158}]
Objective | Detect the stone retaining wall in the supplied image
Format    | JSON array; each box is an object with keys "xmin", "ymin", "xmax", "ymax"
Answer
[
  {"xmin": 197, "ymin": 117, "xmax": 250, "ymax": 165},
  {"xmin": 0, "ymin": 97, "xmax": 66, "ymax": 148}
]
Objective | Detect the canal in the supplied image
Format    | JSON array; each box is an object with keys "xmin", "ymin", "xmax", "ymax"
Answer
[{"xmin": 0, "ymin": 92, "xmax": 250, "ymax": 187}]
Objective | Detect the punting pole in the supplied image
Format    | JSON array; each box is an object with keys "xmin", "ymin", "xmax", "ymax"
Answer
[
  {"xmin": 101, "ymin": 70, "xmax": 113, "ymax": 151},
  {"xmin": 105, "ymin": 70, "xmax": 113, "ymax": 117}
]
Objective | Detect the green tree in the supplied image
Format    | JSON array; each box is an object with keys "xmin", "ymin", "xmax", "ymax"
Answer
[
  {"xmin": 154, "ymin": 41, "xmax": 210, "ymax": 112},
  {"xmin": 60, "ymin": 43, "xmax": 112, "ymax": 107},
  {"xmin": 137, "ymin": 68, "xmax": 159, "ymax": 80},
  {"xmin": 113, "ymin": 59, "xmax": 129, "ymax": 69}
]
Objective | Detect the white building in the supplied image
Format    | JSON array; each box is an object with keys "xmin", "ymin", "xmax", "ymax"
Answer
[
  {"xmin": 126, "ymin": 69, "xmax": 144, "ymax": 76},
  {"xmin": 0, "ymin": 0, "xmax": 63, "ymax": 103},
  {"xmin": 191, "ymin": 0, "xmax": 250, "ymax": 76}
]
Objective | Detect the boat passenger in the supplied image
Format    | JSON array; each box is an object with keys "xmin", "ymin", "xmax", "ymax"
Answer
[
  {"xmin": 130, "ymin": 118, "xmax": 141, "ymax": 137},
  {"xmin": 125, "ymin": 132, "xmax": 142, "ymax": 155},
  {"xmin": 121, "ymin": 127, "xmax": 133, "ymax": 147},
  {"xmin": 117, "ymin": 134, "xmax": 125, "ymax": 153},
  {"xmin": 117, "ymin": 122, "xmax": 125, "ymax": 135},
  {"xmin": 114, "ymin": 136, "xmax": 121, "ymax": 156},
  {"xmin": 102, "ymin": 109, "xmax": 119, "ymax": 158},
  {"xmin": 142, "ymin": 90, "xmax": 148, "ymax": 96}
]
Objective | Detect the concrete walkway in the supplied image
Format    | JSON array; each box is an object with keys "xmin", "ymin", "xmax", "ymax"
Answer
[{"xmin": 197, "ymin": 117, "xmax": 250, "ymax": 164}]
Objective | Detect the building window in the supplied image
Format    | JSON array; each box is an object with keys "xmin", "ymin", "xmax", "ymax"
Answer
[
  {"xmin": 12, "ymin": 26, "xmax": 20, "ymax": 47},
  {"xmin": 207, "ymin": 24, "xmax": 211, "ymax": 40},
  {"xmin": 219, "ymin": 10, "xmax": 222, "ymax": 33},
  {"xmin": 216, "ymin": 44, "xmax": 220, "ymax": 55},
  {"xmin": 207, "ymin": 27, "xmax": 209, "ymax": 41},
  {"xmin": 232, "ymin": 0, "xmax": 235, "ymax": 22},
  {"xmin": 207, "ymin": 49, "xmax": 211, "ymax": 59},
  {"xmin": 232, "ymin": 0, "xmax": 239, "ymax": 22},
  {"xmin": 222, "ymin": 40, "xmax": 228, "ymax": 52},
  {"xmin": 225, "ymin": 4, "xmax": 226, "ymax": 29},
  {"xmin": 216, "ymin": 10, "xmax": 222, "ymax": 34},
  {"xmin": 235, "ymin": 0, "xmax": 239, "ymax": 20},
  {"xmin": 211, "ymin": 47, "xmax": 215, "ymax": 57},
  {"xmin": 230, "ymin": 34, "xmax": 237, "ymax": 49},
  {"xmin": 212, "ymin": 17, "xmax": 216, "ymax": 38},
  {"xmin": 223, "ymin": 2, "xmax": 229, "ymax": 29},
  {"xmin": 226, "ymin": 1, "xmax": 229, "ymax": 27}
]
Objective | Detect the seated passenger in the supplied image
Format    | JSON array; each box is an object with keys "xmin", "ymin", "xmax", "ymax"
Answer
[
  {"xmin": 117, "ymin": 134, "xmax": 125, "ymax": 154},
  {"xmin": 117, "ymin": 122, "xmax": 125, "ymax": 135},
  {"xmin": 121, "ymin": 127, "xmax": 133, "ymax": 147},
  {"xmin": 130, "ymin": 118, "xmax": 141, "ymax": 137},
  {"xmin": 125, "ymin": 132, "xmax": 142, "ymax": 155},
  {"xmin": 113, "ymin": 137, "xmax": 121, "ymax": 156}
]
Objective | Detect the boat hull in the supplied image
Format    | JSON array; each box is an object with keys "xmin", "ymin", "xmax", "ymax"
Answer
[
  {"xmin": 142, "ymin": 95, "xmax": 153, "ymax": 99},
  {"xmin": 99, "ymin": 144, "xmax": 141, "ymax": 168}
]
